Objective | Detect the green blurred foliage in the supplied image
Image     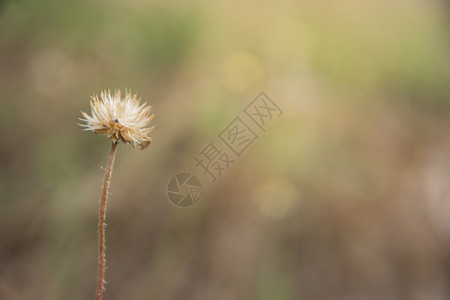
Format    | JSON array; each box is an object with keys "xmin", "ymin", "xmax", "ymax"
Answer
[{"xmin": 1, "ymin": 0, "xmax": 450, "ymax": 299}]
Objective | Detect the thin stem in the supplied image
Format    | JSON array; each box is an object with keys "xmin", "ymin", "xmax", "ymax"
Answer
[{"xmin": 96, "ymin": 142, "xmax": 117, "ymax": 300}]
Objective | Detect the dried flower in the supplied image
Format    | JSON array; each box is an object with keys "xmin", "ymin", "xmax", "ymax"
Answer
[
  {"xmin": 79, "ymin": 89, "xmax": 155, "ymax": 300},
  {"xmin": 79, "ymin": 90, "xmax": 154, "ymax": 149}
]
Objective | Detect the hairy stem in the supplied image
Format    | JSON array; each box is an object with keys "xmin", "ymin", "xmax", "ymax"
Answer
[{"xmin": 96, "ymin": 142, "xmax": 117, "ymax": 300}]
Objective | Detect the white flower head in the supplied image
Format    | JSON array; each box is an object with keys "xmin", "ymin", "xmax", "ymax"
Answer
[{"xmin": 79, "ymin": 90, "xmax": 154, "ymax": 149}]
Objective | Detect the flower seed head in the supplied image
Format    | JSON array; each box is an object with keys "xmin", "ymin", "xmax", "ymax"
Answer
[{"xmin": 79, "ymin": 90, "xmax": 154, "ymax": 149}]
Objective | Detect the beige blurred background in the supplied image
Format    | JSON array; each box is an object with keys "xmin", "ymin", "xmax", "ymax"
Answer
[{"xmin": 1, "ymin": 0, "xmax": 450, "ymax": 299}]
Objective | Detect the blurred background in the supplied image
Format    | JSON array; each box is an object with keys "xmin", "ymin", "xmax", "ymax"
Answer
[{"xmin": 1, "ymin": 0, "xmax": 450, "ymax": 299}]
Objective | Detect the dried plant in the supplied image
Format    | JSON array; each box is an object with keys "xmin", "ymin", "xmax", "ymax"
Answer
[{"xmin": 79, "ymin": 90, "xmax": 154, "ymax": 300}]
